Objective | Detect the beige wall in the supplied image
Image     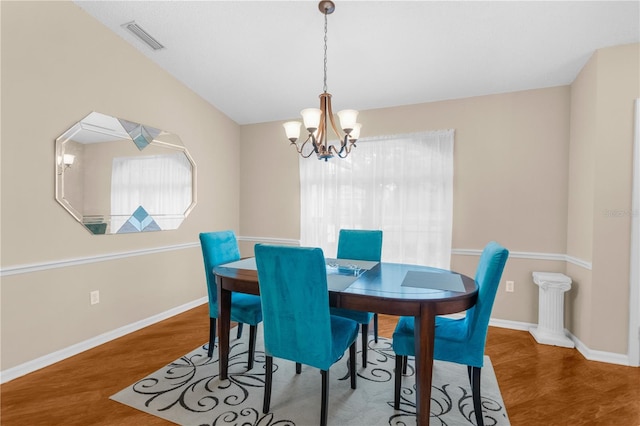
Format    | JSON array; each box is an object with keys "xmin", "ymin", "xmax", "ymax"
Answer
[
  {"xmin": 240, "ymin": 44, "xmax": 639, "ymax": 354},
  {"xmin": 240, "ymin": 87, "xmax": 571, "ymax": 326},
  {"xmin": 1, "ymin": 1, "xmax": 637, "ymax": 374},
  {"xmin": 567, "ymin": 52, "xmax": 598, "ymax": 346},
  {"xmin": 591, "ymin": 44, "xmax": 639, "ymax": 354},
  {"xmin": 568, "ymin": 43, "xmax": 640, "ymax": 353},
  {"xmin": 1, "ymin": 2, "xmax": 240, "ymax": 370}
]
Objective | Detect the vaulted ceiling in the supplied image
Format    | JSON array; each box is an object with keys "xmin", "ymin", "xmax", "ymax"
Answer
[{"xmin": 75, "ymin": 1, "xmax": 639, "ymax": 125}]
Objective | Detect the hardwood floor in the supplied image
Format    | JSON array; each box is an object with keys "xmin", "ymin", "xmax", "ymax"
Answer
[{"xmin": 2, "ymin": 305, "xmax": 639, "ymax": 425}]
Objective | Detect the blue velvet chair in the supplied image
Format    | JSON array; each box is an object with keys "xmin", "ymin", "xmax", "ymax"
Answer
[
  {"xmin": 330, "ymin": 229, "xmax": 383, "ymax": 367},
  {"xmin": 255, "ymin": 244, "xmax": 359, "ymax": 426},
  {"xmin": 199, "ymin": 231, "xmax": 262, "ymax": 369},
  {"xmin": 392, "ymin": 241, "xmax": 509, "ymax": 426}
]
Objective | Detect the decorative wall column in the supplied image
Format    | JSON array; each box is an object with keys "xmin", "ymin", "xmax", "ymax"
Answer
[{"xmin": 530, "ymin": 272, "xmax": 575, "ymax": 348}]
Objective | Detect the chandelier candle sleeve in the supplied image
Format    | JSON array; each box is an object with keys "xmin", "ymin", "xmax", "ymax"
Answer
[{"xmin": 282, "ymin": 0, "xmax": 362, "ymax": 161}]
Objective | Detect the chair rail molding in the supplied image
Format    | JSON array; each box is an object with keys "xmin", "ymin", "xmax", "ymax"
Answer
[
  {"xmin": 1, "ymin": 242, "xmax": 593, "ymax": 277},
  {"xmin": 452, "ymin": 248, "xmax": 592, "ymax": 270},
  {"xmin": 237, "ymin": 235, "xmax": 300, "ymax": 245},
  {"xmin": 0, "ymin": 242, "xmax": 199, "ymax": 277},
  {"xmin": 0, "ymin": 237, "xmax": 627, "ymax": 383}
]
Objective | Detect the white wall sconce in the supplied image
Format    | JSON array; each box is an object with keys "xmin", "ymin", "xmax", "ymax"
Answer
[{"xmin": 57, "ymin": 154, "xmax": 75, "ymax": 174}]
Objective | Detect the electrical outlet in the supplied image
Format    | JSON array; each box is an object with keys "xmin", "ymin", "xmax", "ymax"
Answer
[
  {"xmin": 505, "ymin": 280, "xmax": 515, "ymax": 292},
  {"xmin": 90, "ymin": 290, "xmax": 100, "ymax": 305}
]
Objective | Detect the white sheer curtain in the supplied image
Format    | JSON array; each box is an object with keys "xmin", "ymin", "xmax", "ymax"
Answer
[
  {"xmin": 299, "ymin": 130, "xmax": 454, "ymax": 268},
  {"xmin": 110, "ymin": 152, "xmax": 192, "ymax": 232}
]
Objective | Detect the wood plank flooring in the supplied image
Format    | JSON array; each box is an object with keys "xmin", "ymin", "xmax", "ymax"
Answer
[{"xmin": 2, "ymin": 304, "xmax": 639, "ymax": 425}]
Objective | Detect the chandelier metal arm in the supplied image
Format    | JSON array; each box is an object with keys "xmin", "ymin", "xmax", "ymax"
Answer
[
  {"xmin": 322, "ymin": 93, "xmax": 343, "ymax": 141},
  {"xmin": 316, "ymin": 103, "xmax": 327, "ymax": 150},
  {"xmin": 328, "ymin": 136, "xmax": 356, "ymax": 158},
  {"xmin": 290, "ymin": 134, "xmax": 320, "ymax": 158}
]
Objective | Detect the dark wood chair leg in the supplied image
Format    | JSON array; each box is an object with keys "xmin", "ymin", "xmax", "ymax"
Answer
[
  {"xmin": 208, "ymin": 317, "xmax": 216, "ymax": 357},
  {"xmin": 394, "ymin": 355, "xmax": 403, "ymax": 409},
  {"xmin": 361, "ymin": 323, "xmax": 369, "ymax": 368},
  {"xmin": 263, "ymin": 356, "xmax": 273, "ymax": 414},
  {"xmin": 320, "ymin": 370, "xmax": 329, "ymax": 426},
  {"xmin": 468, "ymin": 366, "xmax": 483, "ymax": 426},
  {"xmin": 373, "ymin": 313, "xmax": 379, "ymax": 343},
  {"xmin": 237, "ymin": 322, "xmax": 243, "ymax": 339},
  {"xmin": 349, "ymin": 342, "xmax": 357, "ymax": 389},
  {"xmin": 296, "ymin": 362, "xmax": 302, "ymax": 374},
  {"xmin": 402, "ymin": 355, "xmax": 407, "ymax": 374},
  {"xmin": 247, "ymin": 325, "xmax": 257, "ymax": 370}
]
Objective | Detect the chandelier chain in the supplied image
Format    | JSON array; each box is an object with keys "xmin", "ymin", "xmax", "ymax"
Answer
[{"xmin": 323, "ymin": 11, "xmax": 328, "ymax": 93}]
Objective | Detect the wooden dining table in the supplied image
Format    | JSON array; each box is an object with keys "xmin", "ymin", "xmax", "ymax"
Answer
[{"xmin": 213, "ymin": 257, "xmax": 478, "ymax": 426}]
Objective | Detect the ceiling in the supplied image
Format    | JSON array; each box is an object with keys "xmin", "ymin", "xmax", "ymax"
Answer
[{"xmin": 74, "ymin": 1, "xmax": 639, "ymax": 126}]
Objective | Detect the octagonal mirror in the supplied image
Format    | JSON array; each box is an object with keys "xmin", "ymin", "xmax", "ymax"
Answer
[{"xmin": 55, "ymin": 112, "xmax": 197, "ymax": 235}]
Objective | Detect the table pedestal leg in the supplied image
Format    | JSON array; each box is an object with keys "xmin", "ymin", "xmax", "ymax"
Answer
[
  {"xmin": 216, "ymin": 276, "xmax": 231, "ymax": 380},
  {"xmin": 414, "ymin": 305, "xmax": 435, "ymax": 426}
]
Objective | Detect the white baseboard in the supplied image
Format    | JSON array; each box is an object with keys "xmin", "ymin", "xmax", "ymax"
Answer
[
  {"xmin": 488, "ymin": 317, "xmax": 537, "ymax": 331},
  {"xmin": 571, "ymin": 334, "xmax": 631, "ymax": 366},
  {"xmin": 489, "ymin": 318, "xmax": 632, "ymax": 366},
  {"xmin": 2, "ymin": 302, "xmax": 632, "ymax": 384},
  {"xmin": 0, "ymin": 297, "xmax": 207, "ymax": 384},
  {"xmin": 400, "ymin": 314, "xmax": 631, "ymax": 365}
]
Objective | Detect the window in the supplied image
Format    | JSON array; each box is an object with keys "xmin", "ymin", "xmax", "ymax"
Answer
[{"xmin": 299, "ymin": 130, "xmax": 454, "ymax": 268}]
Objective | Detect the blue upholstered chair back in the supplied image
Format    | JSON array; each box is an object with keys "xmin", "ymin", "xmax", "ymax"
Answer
[
  {"xmin": 337, "ymin": 229, "xmax": 383, "ymax": 262},
  {"xmin": 255, "ymin": 245, "xmax": 336, "ymax": 371},
  {"xmin": 392, "ymin": 242, "xmax": 509, "ymax": 423},
  {"xmin": 199, "ymin": 231, "xmax": 241, "ymax": 317},
  {"xmin": 450, "ymin": 241, "xmax": 509, "ymax": 366}
]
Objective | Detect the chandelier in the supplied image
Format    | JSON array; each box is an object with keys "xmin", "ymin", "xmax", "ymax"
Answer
[{"xmin": 282, "ymin": 0, "xmax": 361, "ymax": 161}]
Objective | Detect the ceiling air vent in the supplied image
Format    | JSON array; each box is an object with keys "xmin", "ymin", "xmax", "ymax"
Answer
[{"xmin": 122, "ymin": 21, "xmax": 165, "ymax": 51}]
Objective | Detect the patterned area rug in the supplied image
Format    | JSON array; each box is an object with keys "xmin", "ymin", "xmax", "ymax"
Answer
[{"xmin": 111, "ymin": 328, "xmax": 510, "ymax": 425}]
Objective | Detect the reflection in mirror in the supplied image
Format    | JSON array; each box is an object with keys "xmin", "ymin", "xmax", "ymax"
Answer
[{"xmin": 55, "ymin": 112, "xmax": 197, "ymax": 235}]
